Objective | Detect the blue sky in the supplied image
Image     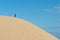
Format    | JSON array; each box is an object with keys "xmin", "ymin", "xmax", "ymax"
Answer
[{"xmin": 0, "ymin": 0, "xmax": 60, "ymax": 38}]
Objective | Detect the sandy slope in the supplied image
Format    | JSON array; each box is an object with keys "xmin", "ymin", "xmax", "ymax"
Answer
[{"xmin": 0, "ymin": 16, "xmax": 58, "ymax": 40}]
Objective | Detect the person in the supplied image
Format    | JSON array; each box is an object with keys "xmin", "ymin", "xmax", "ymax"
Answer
[{"xmin": 14, "ymin": 13, "xmax": 16, "ymax": 17}]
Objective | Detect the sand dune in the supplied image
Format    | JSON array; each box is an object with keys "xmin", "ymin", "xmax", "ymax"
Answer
[{"xmin": 0, "ymin": 16, "xmax": 58, "ymax": 40}]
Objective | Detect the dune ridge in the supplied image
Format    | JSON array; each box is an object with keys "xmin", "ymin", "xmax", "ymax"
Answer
[{"xmin": 0, "ymin": 16, "xmax": 58, "ymax": 40}]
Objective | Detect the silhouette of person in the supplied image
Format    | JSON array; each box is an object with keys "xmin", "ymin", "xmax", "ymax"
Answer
[{"xmin": 14, "ymin": 13, "xmax": 16, "ymax": 17}]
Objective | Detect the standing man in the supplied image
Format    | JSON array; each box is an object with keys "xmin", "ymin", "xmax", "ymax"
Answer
[{"xmin": 14, "ymin": 13, "xmax": 16, "ymax": 17}]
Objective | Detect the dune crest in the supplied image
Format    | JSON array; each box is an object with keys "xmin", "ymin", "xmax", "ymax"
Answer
[{"xmin": 0, "ymin": 16, "xmax": 58, "ymax": 40}]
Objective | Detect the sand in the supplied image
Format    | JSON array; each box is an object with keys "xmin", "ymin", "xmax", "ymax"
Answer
[{"xmin": 0, "ymin": 16, "xmax": 58, "ymax": 40}]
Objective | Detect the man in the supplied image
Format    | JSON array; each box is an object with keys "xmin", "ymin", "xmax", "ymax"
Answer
[{"xmin": 14, "ymin": 13, "xmax": 16, "ymax": 17}]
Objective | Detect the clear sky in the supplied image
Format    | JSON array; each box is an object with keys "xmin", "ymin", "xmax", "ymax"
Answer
[{"xmin": 0, "ymin": 0, "xmax": 60, "ymax": 38}]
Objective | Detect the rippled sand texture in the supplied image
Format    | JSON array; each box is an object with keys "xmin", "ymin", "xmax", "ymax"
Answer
[{"xmin": 0, "ymin": 16, "xmax": 58, "ymax": 40}]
